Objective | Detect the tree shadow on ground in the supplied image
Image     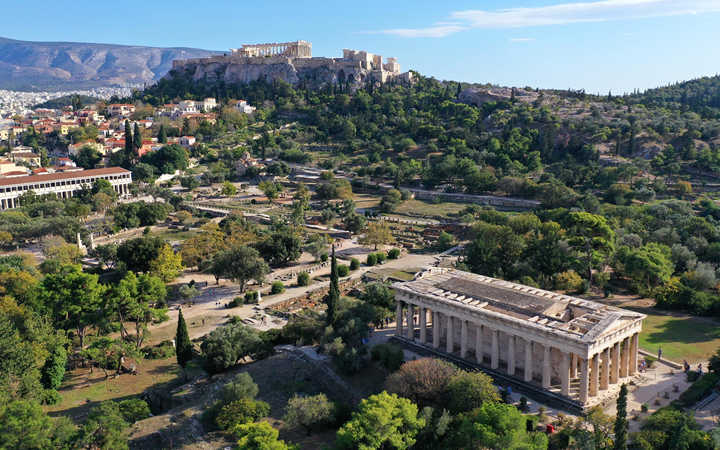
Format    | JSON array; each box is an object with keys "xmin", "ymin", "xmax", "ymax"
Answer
[{"xmin": 644, "ymin": 316, "xmax": 720, "ymax": 345}]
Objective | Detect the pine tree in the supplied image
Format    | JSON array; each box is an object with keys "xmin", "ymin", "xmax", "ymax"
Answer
[
  {"xmin": 158, "ymin": 124, "xmax": 167, "ymax": 143},
  {"xmin": 124, "ymin": 120, "xmax": 133, "ymax": 166},
  {"xmin": 176, "ymin": 310, "xmax": 193, "ymax": 375},
  {"xmin": 325, "ymin": 245, "xmax": 339, "ymax": 325},
  {"xmin": 614, "ymin": 384, "xmax": 628, "ymax": 450}
]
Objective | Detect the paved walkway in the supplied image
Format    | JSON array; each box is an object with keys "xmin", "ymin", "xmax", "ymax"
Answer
[{"xmin": 144, "ymin": 248, "xmax": 437, "ymax": 345}]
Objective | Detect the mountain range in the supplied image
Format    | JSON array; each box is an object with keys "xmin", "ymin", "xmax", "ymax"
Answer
[{"xmin": 0, "ymin": 36, "xmax": 221, "ymax": 90}]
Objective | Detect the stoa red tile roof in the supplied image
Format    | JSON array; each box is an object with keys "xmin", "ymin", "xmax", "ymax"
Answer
[{"xmin": 0, "ymin": 167, "xmax": 131, "ymax": 187}]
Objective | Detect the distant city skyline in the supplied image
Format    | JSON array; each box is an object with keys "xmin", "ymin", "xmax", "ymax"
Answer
[{"xmin": 2, "ymin": 0, "xmax": 719, "ymax": 94}]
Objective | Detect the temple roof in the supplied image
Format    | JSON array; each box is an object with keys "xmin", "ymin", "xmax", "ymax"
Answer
[{"xmin": 393, "ymin": 268, "xmax": 645, "ymax": 344}]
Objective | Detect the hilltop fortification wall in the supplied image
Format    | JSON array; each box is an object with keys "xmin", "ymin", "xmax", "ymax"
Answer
[{"xmin": 168, "ymin": 43, "xmax": 412, "ymax": 89}]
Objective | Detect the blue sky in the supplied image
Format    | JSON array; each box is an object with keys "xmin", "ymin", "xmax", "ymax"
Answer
[{"xmin": 2, "ymin": 0, "xmax": 719, "ymax": 94}]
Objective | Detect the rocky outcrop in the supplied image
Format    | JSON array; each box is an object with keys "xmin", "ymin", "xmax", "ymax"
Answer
[
  {"xmin": 459, "ymin": 86, "xmax": 539, "ymax": 107},
  {"xmin": 168, "ymin": 55, "xmax": 412, "ymax": 90}
]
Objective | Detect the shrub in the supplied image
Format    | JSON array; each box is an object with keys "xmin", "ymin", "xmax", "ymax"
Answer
[
  {"xmin": 200, "ymin": 323, "xmax": 263, "ymax": 373},
  {"xmin": 228, "ymin": 297, "xmax": 243, "ymax": 308},
  {"xmin": 366, "ymin": 253, "xmax": 377, "ymax": 266},
  {"xmin": 641, "ymin": 403, "xmax": 649, "ymax": 412},
  {"xmin": 216, "ymin": 398, "xmax": 270, "ymax": 430},
  {"xmin": 142, "ymin": 340, "xmax": 176, "ymax": 359},
  {"xmin": 337, "ymin": 264, "xmax": 349, "ymax": 277},
  {"xmin": 555, "ymin": 270, "xmax": 584, "ymax": 292},
  {"xmin": 244, "ymin": 291, "xmax": 259, "ymax": 304},
  {"xmin": 385, "ymin": 358, "xmax": 459, "ymax": 407},
  {"xmin": 678, "ymin": 373, "xmax": 720, "ymax": 406},
  {"xmin": 446, "ymin": 371, "xmax": 500, "ymax": 413},
  {"xmin": 320, "ymin": 253, "xmax": 329, "ymax": 262},
  {"xmin": 297, "ymin": 272, "xmax": 310, "ymax": 286},
  {"xmin": 270, "ymin": 281, "xmax": 285, "ymax": 295},
  {"xmin": 375, "ymin": 252, "xmax": 387, "ymax": 263},
  {"xmin": 284, "ymin": 394, "xmax": 335, "ymax": 435},
  {"xmin": 371, "ymin": 343, "xmax": 405, "ymax": 371},
  {"xmin": 349, "ymin": 258, "xmax": 360, "ymax": 270},
  {"xmin": 519, "ymin": 396, "xmax": 528, "ymax": 412},
  {"xmin": 387, "ymin": 248, "xmax": 401, "ymax": 259},
  {"xmin": 41, "ymin": 344, "xmax": 67, "ymax": 390},
  {"xmin": 118, "ymin": 398, "xmax": 151, "ymax": 423},
  {"xmin": 41, "ymin": 389, "xmax": 61, "ymax": 405}
]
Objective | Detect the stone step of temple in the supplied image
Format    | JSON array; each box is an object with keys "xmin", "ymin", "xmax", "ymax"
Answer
[{"xmin": 391, "ymin": 335, "xmax": 589, "ymax": 414}]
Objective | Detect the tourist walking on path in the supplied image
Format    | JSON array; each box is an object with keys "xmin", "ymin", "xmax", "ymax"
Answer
[{"xmin": 657, "ymin": 347, "xmax": 662, "ymax": 361}]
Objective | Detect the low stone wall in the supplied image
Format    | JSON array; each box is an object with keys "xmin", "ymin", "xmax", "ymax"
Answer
[{"xmin": 268, "ymin": 278, "xmax": 362, "ymax": 312}]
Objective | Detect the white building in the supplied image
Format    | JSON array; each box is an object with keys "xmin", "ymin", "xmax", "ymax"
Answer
[
  {"xmin": 234, "ymin": 100, "xmax": 256, "ymax": 114},
  {"xmin": 0, "ymin": 167, "xmax": 132, "ymax": 209},
  {"xmin": 201, "ymin": 98, "xmax": 217, "ymax": 112}
]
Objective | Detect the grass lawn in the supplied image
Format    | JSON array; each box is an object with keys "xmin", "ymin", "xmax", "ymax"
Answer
[
  {"xmin": 393, "ymin": 199, "xmax": 467, "ymax": 218},
  {"xmin": 46, "ymin": 359, "xmax": 200, "ymax": 421},
  {"xmin": 153, "ymin": 228, "xmax": 200, "ymax": 242},
  {"xmin": 634, "ymin": 309, "xmax": 720, "ymax": 362}
]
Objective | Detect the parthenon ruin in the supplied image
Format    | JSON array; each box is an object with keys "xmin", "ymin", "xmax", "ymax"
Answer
[
  {"xmin": 231, "ymin": 41, "xmax": 312, "ymax": 58},
  {"xmin": 171, "ymin": 40, "xmax": 412, "ymax": 88},
  {"xmin": 392, "ymin": 268, "xmax": 645, "ymax": 411}
]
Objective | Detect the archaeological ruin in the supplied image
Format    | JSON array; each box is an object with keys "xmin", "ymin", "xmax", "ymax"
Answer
[
  {"xmin": 392, "ymin": 268, "xmax": 645, "ymax": 411},
  {"xmin": 170, "ymin": 40, "xmax": 412, "ymax": 88}
]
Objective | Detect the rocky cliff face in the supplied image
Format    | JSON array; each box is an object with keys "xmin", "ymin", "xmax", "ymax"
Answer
[
  {"xmin": 0, "ymin": 36, "xmax": 221, "ymax": 90},
  {"xmin": 168, "ymin": 56, "xmax": 411, "ymax": 90}
]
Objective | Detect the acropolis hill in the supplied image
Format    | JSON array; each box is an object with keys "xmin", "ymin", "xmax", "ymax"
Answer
[{"xmin": 169, "ymin": 40, "xmax": 413, "ymax": 89}]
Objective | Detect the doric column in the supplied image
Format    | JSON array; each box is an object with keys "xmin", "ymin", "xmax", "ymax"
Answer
[
  {"xmin": 611, "ymin": 342, "xmax": 620, "ymax": 384},
  {"xmin": 570, "ymin": 353, "xmax": 578, "ymax": 379},
  {"xmin": 507, "ymin": 335, "xmax": 516, "ymax": 376},
  {"xmin": 561, "ymin": 352, "xmax": 570, "ymax": 396},
  {"xmin": 542, "ymin": 345, "xmax": 551, "ymax": 388},
  {"xmin": 524, "ymin": 339, "xmax": 533, "ymax": 382},
  {"xmin": 419, "ymin": 307, "xmax": 427, "ymax": 344},
  {"xmin": 579, "ymin": 357, "xmax": 589, "ymax": 403},
  {"xmin": 491, "ymin": 329, "xmax": 499, "ymax": 369},
  {"xmin": 600, "ymin": 348, "xmax": 610, "ymax": 390},
  {"xmin": 475, "ymin": 324, "xmax": 483, "ymax": 364},
  {"xmin": 395, "ymin": 301, "xmax": 402, "ymax": 336},
  {"xmin": 589, "ymin": 354, "xmax": 599, "ymax": 397},
  {"xmin": 460, "ymin": 320, "xmax": 468, "ymax": 358},
  {"xmin": 629, "ymin": 333, "xmax": 639, "ymax": 376},
  {"xmin": 446, "ymin": 315, "xmax": 454, "ymax": 353},
  {"xmin": 432, "ymin": 311, "xmax": 440, "ymax": 349},
  {"xmin": 406, "ymin": 303, "xmax": 414, "ymax": 339},
  {"xmin": 620, "ymin": 337, "xmax": 629, "ymax": 378}
]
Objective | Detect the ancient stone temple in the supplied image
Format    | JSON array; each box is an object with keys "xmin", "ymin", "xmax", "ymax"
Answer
[
  {"xmin": 170, "ymin": 40, "xmax": 412, "ymax": 89},
  {"xmin": 392, "ymin": 268, "xmax": 645, "ymax": 410},
  {"xmin": 231, "ymin": 41, "xmax": 312, "ymax": 58}
]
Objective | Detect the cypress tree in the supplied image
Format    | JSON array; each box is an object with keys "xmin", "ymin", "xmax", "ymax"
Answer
[
  {"xmin": 124, "ymin": 120, "xmax": 133, "ymax": 165},
  {"xmin": 158, "ymin": 124, "xmax": 167, "ymax": 143},
  {"xmin": 325, "ymin": 245, "xmax": 339, "ymax": 325},
  {"xmin": 614, "ymin": 384, "xmax": 628, "ymax": 450},
  {"xmin": 133, "ymin": 122, "xmax": 143, "ymax": 152},
  {"xmin": 176, "ymin": 310, "xmax": 193, "ymax": 374}
]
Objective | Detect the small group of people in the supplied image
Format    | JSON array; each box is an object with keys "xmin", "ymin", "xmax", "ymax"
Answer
[{"xmin": 684, "ymin": 360, "xmax": 704, "ymax": 373}]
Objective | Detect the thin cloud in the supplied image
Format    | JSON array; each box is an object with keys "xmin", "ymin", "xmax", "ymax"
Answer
[
  {"xmin": 510, "ymin": 38, "xmax": 535, "ymax": 42},
  {"xmin": 378, "ymin": 0, "xmax": 720, "ymax": 37}
]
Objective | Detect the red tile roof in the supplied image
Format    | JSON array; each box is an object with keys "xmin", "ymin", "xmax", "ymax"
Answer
[{"xmin": 0, "ymin": 167, "xmax": 130, "ymax": 187}]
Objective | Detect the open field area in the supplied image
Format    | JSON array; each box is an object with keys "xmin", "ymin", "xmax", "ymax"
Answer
[
  {"xmin": 635, "ymin": 309, "xmax": 720, "ymax": 363},
  {"xmin": 392, "ymin": 199, "xmax": 467, "ymax": 218},
  {"xmin": 46, "ymin": 359, "xmax": 188, "ymax": 421}
]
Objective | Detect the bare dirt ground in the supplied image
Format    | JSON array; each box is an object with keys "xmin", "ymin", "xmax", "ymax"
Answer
[
  {"xmin": 127, "ymin": 351, "xmax": 363, "ymax": 449},
  {"xmin": 145, "ymin": 245, "xmax": 437, "ymax": 347}
]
